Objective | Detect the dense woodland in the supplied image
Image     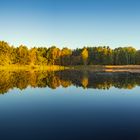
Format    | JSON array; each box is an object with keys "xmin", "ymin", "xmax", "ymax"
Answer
[{"xmin": 0, "ymin": 41, "xmax": 140, "ymax": 66}]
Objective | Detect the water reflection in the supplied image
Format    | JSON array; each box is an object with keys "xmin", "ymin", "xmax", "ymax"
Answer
[{"xmin": 0, "ymin": 70, "xmax": 140, "ymax": 94}]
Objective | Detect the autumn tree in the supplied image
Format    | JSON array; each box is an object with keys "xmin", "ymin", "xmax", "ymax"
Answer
[
  {"xmin": 0, "ymin": 41, "xmax": 13, "ymax": 65},
  {"xmin": 46, "ymin": 46, "xmax": 61, "ymax": 65},
  {"xmin": 61, "ymin": 47, "xmax": 72, "ymax": 65},
  {"xmin": 81, "ymin": 48, "xmax": 88, "ymax": 65},
  {"xmin": 16, "ymin": 45, "xmax": 29, "ymax": 65},
  {"xmin": 29, "ymin": 48, "xmax": 38, "ymax": 65},
  {"xmin": 37, "ymin": 47, "xmax": 48, "ymax": 65}
]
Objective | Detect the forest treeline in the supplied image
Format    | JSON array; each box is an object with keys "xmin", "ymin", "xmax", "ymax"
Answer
[{"xmin": 0, "ymin": 41, "xmax": 140, "ymax": 66}]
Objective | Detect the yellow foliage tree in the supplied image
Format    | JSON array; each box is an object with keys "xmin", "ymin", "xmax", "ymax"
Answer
[{"xmin": 81, "ymin": 48, "xmax": 88, "ymax": 65}]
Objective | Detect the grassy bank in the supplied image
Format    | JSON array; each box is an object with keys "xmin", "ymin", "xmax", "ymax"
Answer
[{"xmin": 0, "ymin": 65, "xmax": 68, "ymax": 71}]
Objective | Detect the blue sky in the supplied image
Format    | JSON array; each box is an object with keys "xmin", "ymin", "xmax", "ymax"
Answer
[{"xmin": 0, "ymin": 0, "xmax": 140, "ymax": 49}]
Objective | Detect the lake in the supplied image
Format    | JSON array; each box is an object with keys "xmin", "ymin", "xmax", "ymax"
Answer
[{"xmin": 0, "ymin": 70, "xmax": 140, "ymax": 140}]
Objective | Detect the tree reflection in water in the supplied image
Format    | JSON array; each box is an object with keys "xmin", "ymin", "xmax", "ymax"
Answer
[{"xmin": 0, "ymin": 70, "xmax": 140, "ymax": 94}]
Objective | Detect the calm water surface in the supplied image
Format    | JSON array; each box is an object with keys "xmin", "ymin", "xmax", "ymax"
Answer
[{"xmin": 0, "ymin": 70, "xmax": 140, "ymax": 140}]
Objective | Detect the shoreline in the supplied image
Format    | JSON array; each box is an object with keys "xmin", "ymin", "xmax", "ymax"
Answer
[
  {"xmin": 0, "ymin": 65, "xmax": 140, "ymax": 73},
  {"xmin": 71, "ymin": 65, "xmax": 140, "ymax": 73}
]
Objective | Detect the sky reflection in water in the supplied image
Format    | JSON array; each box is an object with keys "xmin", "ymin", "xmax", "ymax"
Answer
[{"xmin": 0, "ymin": 70, "xmax": 140, "ymax": 140}]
